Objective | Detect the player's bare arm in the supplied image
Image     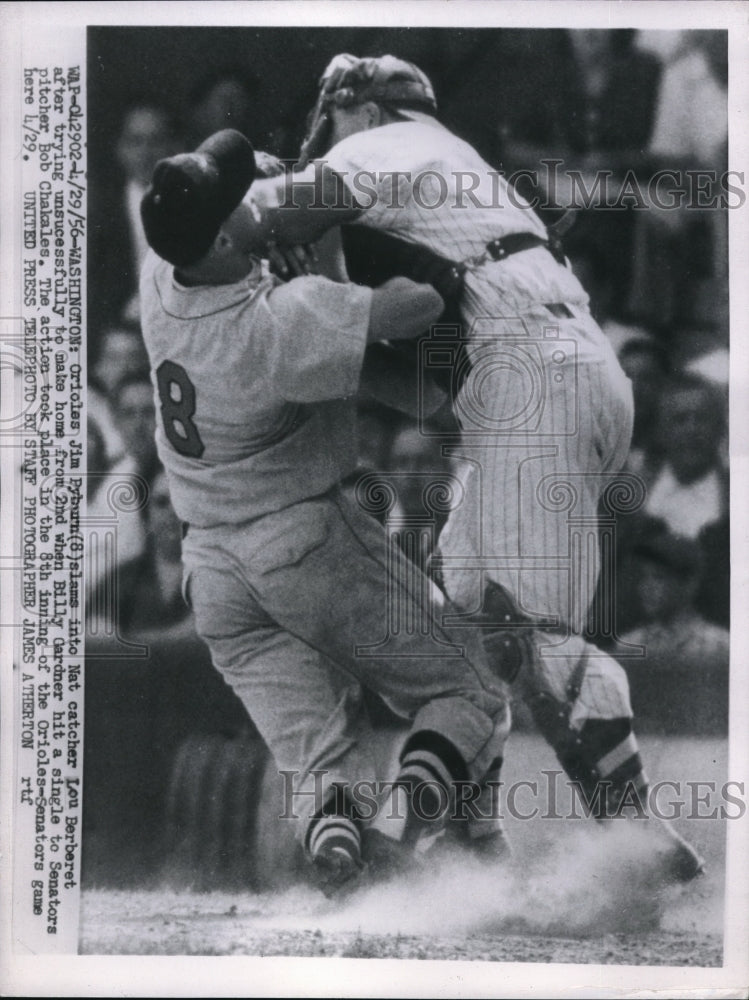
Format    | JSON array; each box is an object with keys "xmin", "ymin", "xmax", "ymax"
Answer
[
  {"xmin": 249, "ymin": 162, "xmax": 362, "ymax": 247},
  {"xmin": 310, "ymin": 227, "xmax": 348, "ymax": 282}
]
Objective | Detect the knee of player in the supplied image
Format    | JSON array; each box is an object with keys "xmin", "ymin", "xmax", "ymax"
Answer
[
  {"xmin": 586, "ymin": 653, "xmax": 633, "ymax": 702},
  {"xmin": 471, "ymin": 686, "xmax": 511, "ymax": 726}
]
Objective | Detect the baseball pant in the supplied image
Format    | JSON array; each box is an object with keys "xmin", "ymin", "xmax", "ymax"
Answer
[
  {"xmin": 439, "ymin": 304, "xmax": 636, "ymax": 729},
  {"xmin": 182, "ymin": 484, "xmax": 510, "ymax": 838}
]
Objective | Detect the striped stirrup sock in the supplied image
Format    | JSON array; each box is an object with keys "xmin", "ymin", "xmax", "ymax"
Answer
[
  {"xmin": 396, "ymin": 730, "xmax": 467, "ymax": 842},
  {"xmin": 305, "ymin": 784, "xmax": 362, "ymax": 866},
  {"xmin": 307, "ymin": 814, "xmax": 361, "ymax": 865}
]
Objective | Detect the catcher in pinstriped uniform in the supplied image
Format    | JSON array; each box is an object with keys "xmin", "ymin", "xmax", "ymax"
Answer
[{"xmin": 247, "ymin": 53, "xmax": 704, "ymax": 882}]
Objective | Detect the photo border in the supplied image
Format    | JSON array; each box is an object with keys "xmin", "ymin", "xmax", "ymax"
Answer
[{"xmin": 1, "ymin": 2, "xmax": 747, "ymax": 996}]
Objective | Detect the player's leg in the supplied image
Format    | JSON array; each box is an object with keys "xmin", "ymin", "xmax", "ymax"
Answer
[
  {"xmin": 437, "ymin": 332, "xmax": 578, "ymax": 852},
  {"xmin": 525, "ymin": 631, "xmax": 705, "ymax": 880},
  {"xmin": 520, "ymin": 630, "xmax": 644, "ymax": 815},
  {"xmin": 233, "ymin": 487, "xmax": 511, "ymax": 850},
  {"xmin": 516, "ymin": 352, "xmax": 702, "ymax": 876},
  {"xmin": 441, "ymin": 560, "xmax": 703, "ymax": 879},
  {"xmin": 184, "ymin": 553, "xmax": 377, "ymax": 893},
  {"xmin": 442, "ymin": 331, "xmax": 700, "ymax": 875}
]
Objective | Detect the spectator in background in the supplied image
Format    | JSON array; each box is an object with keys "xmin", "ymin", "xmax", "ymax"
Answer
[
  {"xmin": 596, "ymin": 366, "xmax": 727, "ymax": 645},
  {"xmin": 120, "ymin": 470, "xmax": 192, "ymax": 638},
  {"xmin": 187, "ymin": 68, "xmax": 258, "ymax": 148},
  {"xmin": 684, "ymin": 345, "xmax": 730, "ymax": 468},
  {"xmin": 695, "ymin": 515, "xmax": 730, "ymax": 630},
  {"xmin": 627, "ymin": 30, "xmax": 728, "ymax": 338},
  {"xmin": 617, "ymin": 338, "xmax": 670, "ymax": 485},
  {"xmin": 87, "ymin": 421, "xmax": 109, "ymax": 501},
  {"xmin": 616, "ymin": 530, "xmax": 729, "ymax": 731},
  {"xmin": 685, "ymin": 346, "xmax": 729, "ymax": 391},
  {"xmin": 86, "ymin": 373, "xmax": 162, "ymax": 628},
  {"xmin": 643, "ymin": 373, "xmax": 728, "ymax": 540},
  {"xmin": 91, "ymin": 326, "xmax": 151, "ymax": 397},
  {"xmin": 495, "ymin": 29, "xmax": 662, "ymax": 318},
  {"xmin": 646, "ymin": 30, "xmax": 727, "ymax": 173},
  {"xmin": 628, "ymin": 533, "xmax": 703, "ymax": 630},
  {"xmin": 89, "ymin": 104, "xmax": 181, "ymax": 345},
  {"xmin": 115, "ymin": 372, "xmax": 162, "ymax": 489},
  {"xmin": 682, "ymin": 344, "xmax": 730, "ymax": 630},
  {"xmin": 89, "ymin": 325, "xmax": 151, "ymax": 466}
]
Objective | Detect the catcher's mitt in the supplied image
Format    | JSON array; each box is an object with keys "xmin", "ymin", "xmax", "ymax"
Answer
[{"xmin": 341, "ymin": 226, "xmax": 468, "ymax": 393}]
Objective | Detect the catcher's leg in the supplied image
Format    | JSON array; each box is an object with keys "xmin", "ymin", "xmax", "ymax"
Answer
[
  {"xmin": 453, "ymin": 578, "xmax": 704, "ymax": 882},
  {"xmin": 522, "ymin": 628, "xmax": 705, "ymax": 882}
]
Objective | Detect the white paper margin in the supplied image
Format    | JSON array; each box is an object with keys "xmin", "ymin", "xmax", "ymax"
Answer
[{"xmin": 1, "ymin": 2, "xmax": 748, "ymax": 997}]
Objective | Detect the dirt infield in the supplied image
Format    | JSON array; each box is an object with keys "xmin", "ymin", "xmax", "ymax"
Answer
[
  {"xmin": 79, "ymin": 876, "xmax": 721, "ymax": 965},
  {"xmin": 79, "ymin": 733, "xmax": 727, "ymax": 965}
]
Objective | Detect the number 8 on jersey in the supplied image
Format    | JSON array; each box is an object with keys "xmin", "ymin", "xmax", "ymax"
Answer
[{"xmin": 156, "ymin": 360, "xmax": 205, "ymax": 459}]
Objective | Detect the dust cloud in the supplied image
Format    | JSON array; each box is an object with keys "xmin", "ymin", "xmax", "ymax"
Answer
[{"xmin": 265, "ymin": 820, "xmax": 715, "ymax": 940}]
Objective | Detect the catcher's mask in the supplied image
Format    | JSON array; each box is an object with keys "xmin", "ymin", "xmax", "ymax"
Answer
[{"xmin": 299, "ymin": 54, "xmax": 437, "ymax": 167}]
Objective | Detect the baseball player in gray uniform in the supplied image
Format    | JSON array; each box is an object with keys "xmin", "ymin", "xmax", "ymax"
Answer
[
  {"xmin": 248, "ymin": 55, "xmax": 703, "ymax": 880},
  {"xmin": 137, "ymin": 129, "xmax": 511, "ymax": 894}
]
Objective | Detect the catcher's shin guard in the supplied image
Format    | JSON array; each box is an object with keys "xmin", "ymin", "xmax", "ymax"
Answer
[
  {"xmin": 535, "ymin": 712, "xmax": 705, "ymax": 881},
  {"xmin": 551, "ymin": 717, "xmax": 648, "ymax": 820},
  {"xmin": 520, "ymin": 642, "xmax": 642, "ymax": 819}
]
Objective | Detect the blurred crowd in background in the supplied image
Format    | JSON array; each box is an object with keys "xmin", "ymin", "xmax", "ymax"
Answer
[
  {"xmin": 86, "ymin": 26, "xmax": 729, "ymax": 668},
  {"xmin": 81, "ymin": 25, "xmax": 730, "ymax": 890}
]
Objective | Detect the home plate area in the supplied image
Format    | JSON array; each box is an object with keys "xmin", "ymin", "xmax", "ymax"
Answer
[{"xmin": 79, "ymin": 733, "xmax": 725, "ymax": 965}]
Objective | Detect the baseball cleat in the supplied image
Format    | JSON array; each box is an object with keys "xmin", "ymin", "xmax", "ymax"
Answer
[
  {"xmin": 651, "ymin": 818, "xmax": 705, "ymax": 883},
  {"xmin": 463, "ymin": 828, "xmax": 513, "ymax": 863},
  {"xmin": 663, "ymin": 837, "xmax": 706, "ymax": 883},
  {"xmin": 311, "ymin": 842, "xmax": 364, "ymax": 898},
  {"xmin": 432, "ymin": 822, "xmax": 512, "ymax": 865},
  {"xmin": 360, "ymin": 828, "xmax": 422, "ymax": 882}
]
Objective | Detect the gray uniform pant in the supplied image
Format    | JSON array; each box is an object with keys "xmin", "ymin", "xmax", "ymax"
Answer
[{"xmin": 183, "ymin": 484, "xmax": 509, "ymax": 836}]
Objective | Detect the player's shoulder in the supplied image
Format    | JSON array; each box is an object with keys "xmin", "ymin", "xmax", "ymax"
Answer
[
  {"xmin": 141, "ymin": 248, "xmax": 168, "ymax": 283},
  {"xmin": 327, "ymin": 119, "xmax": 447, "ymax": 167},
  {"xmin": 141, "ymin": 257, "xmax": 277, "ymax": 358},
  {"xmin": 138, "ymin": 251, "xmax": 170, "ymax": 336},
  {"xmin": 139, "ymin": 250, "xmax": 177, "ymax": 314},
  {"xmin": 267, "ymin": 273, "xmax": 368, "ymax": 315}
]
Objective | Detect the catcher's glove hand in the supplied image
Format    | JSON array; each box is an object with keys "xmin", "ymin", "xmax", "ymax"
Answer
[
  {"xmin": 341, "ymin": 226, "xmax": 469, "ymax": 393},
  {"xmin": 341, "ymin": 226, "xmax": 465, "ymax": 318}
]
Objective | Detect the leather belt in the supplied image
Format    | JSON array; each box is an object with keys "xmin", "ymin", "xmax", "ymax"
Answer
[
  {"xmin": 484, "ymin": 230, "xmax": 567, "ymax": 266},
  {"xmin": 486, "ymin": 233, "xmax": 548, "ymax": 261}
]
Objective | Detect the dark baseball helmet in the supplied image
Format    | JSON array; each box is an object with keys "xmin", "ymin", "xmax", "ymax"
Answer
[{"xmin": 141, "ymin": 128, "xmax": 255, "ymax": 267}]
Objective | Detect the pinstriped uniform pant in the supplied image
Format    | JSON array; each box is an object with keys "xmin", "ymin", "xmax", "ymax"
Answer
[{"xmin": 439, "ymin": 302, "xmax": 636, "ymax": 727}]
